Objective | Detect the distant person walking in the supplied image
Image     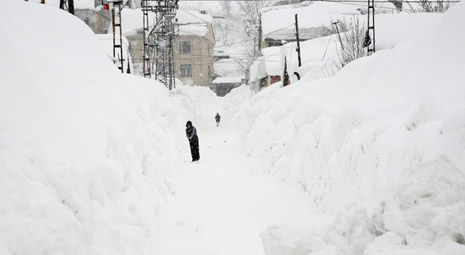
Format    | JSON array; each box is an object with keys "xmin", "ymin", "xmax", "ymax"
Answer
[
  {"xmin": 186, "ymin": 121, "xmax": 200, "ymax": 162},
  {"xmin": 215, "ymin": 113, "xmax": 221, "ymax": 127}
]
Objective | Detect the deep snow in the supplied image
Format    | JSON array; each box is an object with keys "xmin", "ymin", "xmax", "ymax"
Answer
[
  {"xmin": 0, "ymin": 1, "xmax": 188, "ymax": 254},
  {"xmin": 1, "ymin": 1, "xmax": 465, "ymax": 255},
  {"xmin": 234, "ymin": 2, "xmax": 465, "ymax": 254}
]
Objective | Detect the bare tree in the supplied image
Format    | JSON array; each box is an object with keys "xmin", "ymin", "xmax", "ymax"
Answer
[
  {"xmin": 236, "ymin": 0, "xmax": 278, "ymax": 74},
  {"xmin": 221, "ymin": 0, "xmax": 233, "ymax": 17},
  {"xmin": 218, "ymin": 0, "xmax": 234, "ymax": 44},
  {"xmin": 237, "ymin": 0, "xmax": 276, "ymax": 58},
  {"xmin": 418, "ymin": 0, "xmax": 449, "ymax": 12},
  {"xmin": 335, "ymin": 17, "xmax": 367, "ymax": 66}
]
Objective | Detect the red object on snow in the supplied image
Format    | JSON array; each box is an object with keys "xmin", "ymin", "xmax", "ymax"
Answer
[
  {"xmin": 103, "ymin": 4, "xmax": 110, "ymax": 10},
  {"xmin": 270, "ymin": 75, "xmax": 281, "ymax": 85}
]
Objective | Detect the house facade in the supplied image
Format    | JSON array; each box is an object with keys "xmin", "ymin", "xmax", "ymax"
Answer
[
  {"xmin": 249, "ymin": 46, "xmax": 282, "ymax": 93},
  {"xmin": 174, "ymin": 10, "xmax": 215, "ymax": 88}
]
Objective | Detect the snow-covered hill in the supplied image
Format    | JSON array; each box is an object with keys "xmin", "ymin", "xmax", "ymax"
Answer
[{"xmin": 232, "ymin": 2, "xmax": 465, "ymax": 254}]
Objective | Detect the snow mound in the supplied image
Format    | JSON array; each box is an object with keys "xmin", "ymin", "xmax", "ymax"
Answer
[
  {"xmin": 235, "ymin": 2, "xmax": 465, "ymax": 254},
  {"xmin": 0, "ymin": 1, "xmax": 189, "ymax": 254}
]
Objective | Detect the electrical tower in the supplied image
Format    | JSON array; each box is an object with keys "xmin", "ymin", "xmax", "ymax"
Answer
[
  {"xmin": 109, "ymin": 0, "xmax": 125, "ymax": 73},
  {"xmin": 365, "ymin": 0, "xmax": 376, "ymax": 55},
  {"xmin": 142, "ymin": 0, "xmax": 179, "ymax": 90},
  {"xmin": 59, "ymin": 0, "xmax": 74, "ymax": 14}
]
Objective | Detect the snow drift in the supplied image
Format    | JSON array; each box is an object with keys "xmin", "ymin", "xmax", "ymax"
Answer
[
  {"xmin": 0, "ymin": 1, "xmax": 190, "ymax": 254},
  {"xmin": 233, "ymin": 2, "xmax": 465, "ymax": 254}
]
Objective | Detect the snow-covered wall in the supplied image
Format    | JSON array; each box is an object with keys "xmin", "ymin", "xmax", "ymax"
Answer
[
  {"xmin": 0, "ymin": 1, "xmax": 190, "ymax": 254},
  {"xmin": 234, "ymin": 2, "xmax": 465, "ymax": 254}
]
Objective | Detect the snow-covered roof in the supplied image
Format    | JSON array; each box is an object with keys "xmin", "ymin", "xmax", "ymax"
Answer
[
  {"xmin": 176, "ymin": 10, "xmax": 213, "ymax": 37},
  {"xmin": 176, "ymin": 10, "xmax": 213, "ymax": 25},
  {"xmin": 249, "ymin": 46, "xmax": 282, "ymax": 82},
  {"xmin": 178, "ymin": 24, "xmax": 209, "ymax": 37},
  {"xmin": 121, "ymin": 9, "xmax": 213, "ymax": 36},
  {"xmin": 261, "ymin": 2, "xmax": 361, "ymax": 40},
  {"xmin": 212, "ymin": 76, "xmax": 243, "ymax": 84}
]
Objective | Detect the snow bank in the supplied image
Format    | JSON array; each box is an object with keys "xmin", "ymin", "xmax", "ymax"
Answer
[
  {"xmin": 0, "ymin": 1, "xmax": 191, "ymax": 254},
  {"xmin": 235, "ymin": 2, "xmax": 465, "ymax": 254},
  {"xmin": 95, "ymin": 34, "xmax": 133, "ymax": 73}
]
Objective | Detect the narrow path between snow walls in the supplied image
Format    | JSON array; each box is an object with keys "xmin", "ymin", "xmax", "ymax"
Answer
[
  {"xmin": 155, "ymin": 121, "xmax": 322, "ymax": 255},
  {"xmin": 154, "ymin": 85, "xmax": 327, "ymax": 255}
]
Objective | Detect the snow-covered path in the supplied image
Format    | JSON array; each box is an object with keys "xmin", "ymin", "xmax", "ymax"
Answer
[{"xmin": 156, "ymin": 124, "xmax": 317, "ymax": 255}]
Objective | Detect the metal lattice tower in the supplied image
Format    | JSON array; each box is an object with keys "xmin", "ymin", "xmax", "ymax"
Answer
[
  {"xmin": 367, "ymin": 0, "xmax": 376, "ymax": 55},
  {"xmin": 59, "ymin": 0, "xmax": 74, "ymax": 14},
  {"xmin": 110, "ymin": 0, "xmax": 125, "ymax": 73},
  {"xmin": 142, "ymin": 0, "xmax": 178, "ymax": 90}
]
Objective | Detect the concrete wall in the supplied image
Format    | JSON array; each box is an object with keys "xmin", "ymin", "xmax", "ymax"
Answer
[
  {"xmin": 173, "ymin": 30, "xmax": 215, "ymax": 88},
  {"xmin": 75, "ymin": 9, "xmax": 111, "ymax": 34},
  {"xmin": 126, "ymin": 31, "xmax": 144, "ymax": 75}
]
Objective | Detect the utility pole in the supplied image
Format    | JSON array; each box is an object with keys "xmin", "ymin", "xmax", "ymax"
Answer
[
  {"xmin": 365, "ymin": 0, "xmax": 376, "ymax": 55},
  {"xmin": 332, "ymin": 21, "xmax": 344, "ymax": 51},
  {"xmin": 282, "ymin": 57, "xmax": 289, "ymax": 87},
  {"xmin": 59, "ymin": 0, "xmax": 74, "ymax": 15},
  {"xmin": 294, "ymin": 14, "xmax": 302, "ymax": 67},
  {"xmin": 110, "ymin": 0, "xmax": 125, "ymax": 73}
]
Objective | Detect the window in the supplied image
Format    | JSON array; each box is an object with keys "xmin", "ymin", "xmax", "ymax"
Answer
[
  {"xmin": 180, "ymin": 64, "xmax": 192, "ymax": 77},
  {"xmin": 181, "ymin": 41, "xmax": 191, "ymax": 54}
]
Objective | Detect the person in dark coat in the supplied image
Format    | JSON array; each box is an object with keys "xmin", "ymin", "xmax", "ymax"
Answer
[
  {"xmin": 215, "ymin": 113, "xmax": 221, "ymax": 127},
  {"xmin": 186, "ymin": 121, "xmax": 200, "ymax": 161}
]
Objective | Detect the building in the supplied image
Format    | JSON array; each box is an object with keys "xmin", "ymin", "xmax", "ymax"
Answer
[
  {"xmin": 250, "ymin": 2, "xmax": 362, "ymax": 92},
  {"xmin": 249, "ymin": 46, "xmax": 282, "ymax": 92},
  {"xmin": 173, "ymin": 10, "xmax": 215, "ymax": 88},
  {"xmin": 74, "ymin": 8, "xmax": 111, "ymax": 34}
]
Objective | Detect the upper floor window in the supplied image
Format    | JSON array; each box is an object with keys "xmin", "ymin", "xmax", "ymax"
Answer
[{"xmin": 181, "ymin": 41, "xmax": 191, "ymax": 54}]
